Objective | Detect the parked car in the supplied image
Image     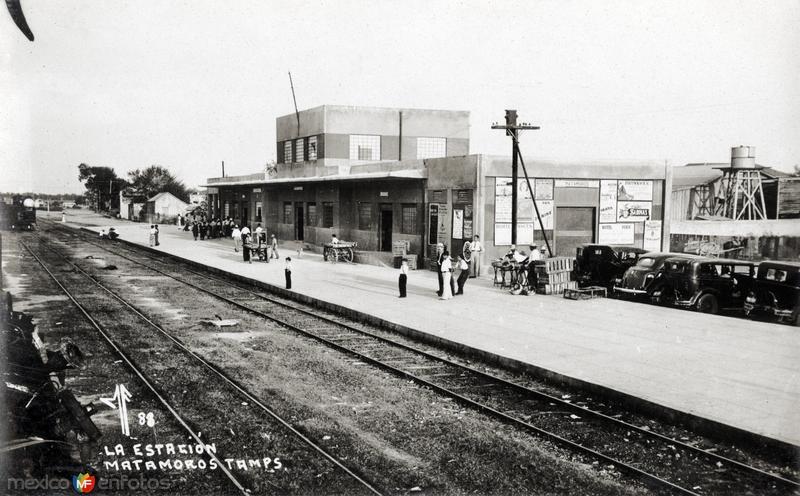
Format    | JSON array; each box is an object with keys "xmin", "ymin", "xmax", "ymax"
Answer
[
  {"xmin": 613, "ymin": 252, "xmax": 698, "ymax": 299},
  {"xmin": 744, "ymin": 261, "xmax": 800, "ymax": 326},
  {"xmin": 575, "ymin": 244, "xmax": 647, "ymax": 289},
  {"xmin": 650, "ymin": 257, "xmax": 756, "ymax": 314}
]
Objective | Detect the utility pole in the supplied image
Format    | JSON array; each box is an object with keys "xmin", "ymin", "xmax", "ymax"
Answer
[
  {"xmin": 492, "ymin": 110, "xmax": 539, "ymax": 245},
  {"xmin": 222, "ymin": 160, "xmax": 225, "ymax": 178}
]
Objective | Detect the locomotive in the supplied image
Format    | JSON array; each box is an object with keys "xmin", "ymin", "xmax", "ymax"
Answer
[{"xmin": 0, "ymin": 196, "xmax": 37, "ymax": 230}]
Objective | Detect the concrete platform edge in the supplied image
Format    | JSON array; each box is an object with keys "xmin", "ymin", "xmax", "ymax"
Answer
[{"xmin": 75, "ymin": 226, "xmax": 800, "ymax": 459}]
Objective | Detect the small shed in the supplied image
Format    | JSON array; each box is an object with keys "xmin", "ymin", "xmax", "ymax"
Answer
[{"xmin": 145, "ymin": 192, "xmax": 189, "ymax": 223}]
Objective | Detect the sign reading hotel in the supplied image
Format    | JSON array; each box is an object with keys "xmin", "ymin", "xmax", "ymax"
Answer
[
  {"xmin": 599, "ymin": 180, "xmax": 618, "ymax": 223},
  {"xmin": 598, "ymin": 223, "xmax": 635, "ymax": 245},
  {"xmin": 617, "ymin": 201, "xmax": 651, "ymax": 222},
  {"xmin": 617, "ymin": 180, "xmax": 653, "ymax": 201}
]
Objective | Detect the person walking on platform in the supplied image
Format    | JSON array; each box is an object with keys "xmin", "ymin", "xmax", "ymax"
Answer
[
  {"xmin": 435, "ymin": 243, "xmax": 445, "ymax": 297},
  {"xmin": 255, "ymin": 223, "xmax": 264, "ymax": 244},
  {"xmin": 232, "ymin": 225, "xmax": 241, "ymax": 252},
  {"xmin": 270, "ymin": 234, "xmax": 279, "ymax": 259},
  {"xmin": 439, "ymin": 252, "xmax": 453, "ymax": 300},
  {"xmin": 191, "ymin": 222, "xmax": 198, "ymax": 240},
  {"xmin": 241, "ymin": 224, "xmax": 251, "ymax": 241},
  {"xmin": 154, "ymin": 225, "xmax": 160, "ymax": 246},
  {"xmin": 149, "ymin": 225, "xmax": 156, "ymax": 247},
  {"xmin": 455, "ymin": 254, "xmax": 470, "ymax": 295},
  {"xmin": 398, "ymin": 258, "xmax": 409, "ymax": 298},
  {"xmin": 284, "ymin": 257, "xmax": 292, "ymax": 289},
  {"xmin": 469, "ymin": 235, "xmax": 483, "ymax": 278}
]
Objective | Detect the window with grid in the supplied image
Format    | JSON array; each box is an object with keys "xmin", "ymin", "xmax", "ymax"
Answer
[
  {"xmin": 401, "ymin": 204, "xmax": 417, "ymax": 234},
  {"xmin": 416, "ymin": 137, "xmax": 447, "ymax": 159},
  {"xmin": 307, "ymin": 203, "xmax": 317, "ymax": 226},
  {"xmin": 224, "ymin": 202, "xmax": 230, "ymax": 218},
  {"xmin": 255, "ymin": 201, "xmax": 262, "ymax": 222},
  {"xmin": 295, "ymin": 138, "xmax": 304, "ymax": 162},
  {"xmin": 308, "ymin": 136, "xmax": 318, "ymax": 161},
  {"xmin": 357, "ymin": 202, "xmax": 371, "ymax": 230},
  {"xmin": 283, "ymin": 202, "xmax": 292, "ymax": 224},
  {"xmin": 322, "ymin": 202, "xmax": 334, "ymax": 228},
  {"xmin": 349, "ymin": 135, "xmax": 381, "ymax": 161},
  {"xmin": 284, "ymin": 141, "xmax": 292, "ymax": 163}
]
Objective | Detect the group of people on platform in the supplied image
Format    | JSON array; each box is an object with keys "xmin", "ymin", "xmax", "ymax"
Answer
[
  {"xmin": 424, "ymin": 234, "xmax": 483, "ymax": 301},
  {"xmin": 501, "ymin": 243, "xmax": 544, "ymax": 294}
]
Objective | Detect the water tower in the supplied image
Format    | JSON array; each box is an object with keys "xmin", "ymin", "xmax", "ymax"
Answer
[{"xmin": 715, "ymin": 146, "xmax": 767, "ymax": 220}]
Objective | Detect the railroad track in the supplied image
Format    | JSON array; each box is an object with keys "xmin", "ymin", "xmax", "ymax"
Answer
[
  {"xmin": 42, "ymin": 224, "xmax": 800, "ymax": 495},
  {"xmin": 20, "ymin": 238, "xmax": 383, "ymax": 496}
]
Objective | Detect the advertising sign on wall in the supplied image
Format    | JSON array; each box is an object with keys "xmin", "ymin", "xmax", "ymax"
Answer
[
  {"xmin": 532, "ymin": 200, "xmax": 554, "ymax": 230},
  {"xmin": 517, "ymin": 180, "xmax": 533, "ymax": 222},
  {"xmin": 534, "ymin": 179, "xmax": 554, "ymax": 200},
  {"xmin": 599, "ymin": 180, "xmax": 618, "ymax": 223},
  {"xmin": 644, "ymin": 220, "xmax": 662, "ymax": 251},
  {"xmin": 598, "ymin": 223, "xmax": 635, "ymax": 245},
  {"xmin": 495, "ymin": 177, "xmax": 513, "ymax": 223},
  {"xmin": 495, "ymin": 223, "xmax": 512, "ymax": 245},
  {"xmin": 437, "ymin": 203, "xmax": 449, "ymax": 242},
  {"xmin": 518, "ymin": 223, "xmax": 534, "ymax": 245},
  {"xmin": 452, "ymin": 209, "xmax": 464, "ymax": 240},
  {"xmin": 617, "ymin": 180, "xmax": 653, "ymax": 201},
  {"xmin": 617, "ymin": 201, "xmax": 651, "ymax": 222},
  {"xmin": 555, "ymin": 179, "xmax": 599, "ymax": 188}
]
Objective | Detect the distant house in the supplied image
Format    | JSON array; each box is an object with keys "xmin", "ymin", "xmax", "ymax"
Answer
[
  {"xmin": 145, "ymin": 192, "xmax": 189, "ymax": 223},
  {"xmin": 119, "ymin": 189, "xmax": 147, "ymax": 221}
]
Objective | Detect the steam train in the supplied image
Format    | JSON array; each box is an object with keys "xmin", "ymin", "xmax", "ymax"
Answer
[{"xmin": 0, "ymin": 196, "xmax": 37, "ymax": 230}]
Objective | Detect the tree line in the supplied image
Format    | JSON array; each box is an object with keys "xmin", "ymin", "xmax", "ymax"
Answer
[{"xmin": 78, "ymin": 164, "xmax": 192, "ymax": 212}]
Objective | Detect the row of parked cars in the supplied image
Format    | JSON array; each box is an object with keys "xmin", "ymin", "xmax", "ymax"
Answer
[{"xmin": 574, "ymin": 244, "xmax": 800, "ymax": 325}]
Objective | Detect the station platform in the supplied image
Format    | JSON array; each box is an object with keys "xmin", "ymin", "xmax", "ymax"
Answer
[{"xmin": 44, "ymin": 211, "xmax": 800, "ymax": 448}]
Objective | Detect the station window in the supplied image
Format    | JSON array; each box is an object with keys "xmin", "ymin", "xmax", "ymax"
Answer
[
  {"xmin": 349, "ymin": 135, "xmax": 380, "ymax": 161},
  {"xmin": 322, "ymin": 202, "xmax": 334, "ymax": 228},
  {"xmin": 401, "ymin": 204, "xmax": 417, "ymax": 234},
  {"xmin": 358, "ymin": 202, "xmax": 372, "ymax": 230},
  {"xmin": 295, "ymin": 138, "xmax": 304, "ymax": 162},
  {"xmin": 308, "ymin": 136, "xmax": 318, "ymax": 161},
  {"xmin": 416, "ymin": 137, "xmax": 446, "ymax": 159},
  {"xmin": 255, "ymin": 201, "xmax": 262, "ymax": 222},
  {"xmin": 307, "ymin": 203, "xmax": 317, "ymax": 226},
  {"xmin": 224, "ymin": 202, "xmax": 230, "ymax": 218},
  {"xmin": 284, "ymin": 141, "xmax": 292, "ymax": 163},
  {"xmin": 283, "ymin": 202, "xmax": 292, "ymax": 224}
]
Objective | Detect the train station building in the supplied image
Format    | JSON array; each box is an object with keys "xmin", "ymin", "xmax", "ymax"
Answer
[{"xmin": 204, "ymin": 105, "xmax": 671, "ymax": 267}]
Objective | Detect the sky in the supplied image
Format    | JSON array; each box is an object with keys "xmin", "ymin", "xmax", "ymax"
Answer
[{"xmin": 1, "ymin": 0, "xmax": 798, "ymax": 194}]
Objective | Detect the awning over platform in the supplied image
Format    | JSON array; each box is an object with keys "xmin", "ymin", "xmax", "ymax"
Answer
[{"xmin": 202, "ymin": 169, "xmax": 426, "ymax": 188}]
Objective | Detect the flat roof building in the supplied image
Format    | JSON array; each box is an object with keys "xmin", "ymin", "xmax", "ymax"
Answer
[{"xmin": 205, "ymin": 105, "xmax": 671, "ymax": 268}]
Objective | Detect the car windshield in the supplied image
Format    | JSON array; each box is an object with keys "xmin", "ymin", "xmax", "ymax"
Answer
[{"xmin": 636, "ymin": 257, "xmax": 656, "ymax": 268}]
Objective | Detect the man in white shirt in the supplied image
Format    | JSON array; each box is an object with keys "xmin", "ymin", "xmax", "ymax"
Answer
[
  {"xmin": 469, "ymin": 235, "xmax": 483, "ymax": 278},
  {"xmin": 398, "ymin": 258, "xmax": 409, "ymax": 298},
  {"xmin": 439, "ymin": 252, "xmax": 453, "ymax": 300},
  {"xmin": 525, "ymin": 244, "xmax": 542, "ymax": 292},
  {"xmin": 231, "ymin": 225, "xmax": 242, "ymax": 252}
]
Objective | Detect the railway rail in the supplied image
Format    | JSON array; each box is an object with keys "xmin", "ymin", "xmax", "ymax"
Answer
[
  {"xmin": 38, "ymin": 223, "xmax": 800, "ymax": 495},
  {"xmin": 20, "ymin": 238, "xmax": 383, "ymax": 496}
]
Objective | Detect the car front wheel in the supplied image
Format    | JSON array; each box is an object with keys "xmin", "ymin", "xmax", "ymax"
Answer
[{"xmin": 697, "ymin": 294, "xmax": 719, "ymax": 314}]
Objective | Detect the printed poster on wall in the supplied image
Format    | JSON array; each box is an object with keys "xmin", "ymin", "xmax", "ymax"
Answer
[
  {"xmin": 518, "ymin": 223, "xmax": 534, "ymax": 245},
  {"xmin": 555, "ymin": 179, "xmax": 599, "ymax": 188},
  {"xmin": 617, "ymin": 180, "xmax": 653, "ymax": 201},
  {"xmin": 463, "ymin": 220, "xmax": 473, "ymax": 239},
  {"xmin": 532, "ymin": 200, "xmax": 554, "ymax": 230},
  {"xmin": 517, "ymin": 180, "xmax": 533, "ymax": 222},
  {"xmin": 598, "ymin": 223, "xmax": 635, "ymax": 245},
  {"xmin": 437, "ymin": 203, "xmax": 449, "ymax": 242},
  {"xmin": 599, "ymin": 180, "xmax": 618, "ymax": 223},
  {"xmin": 452, "ymin": 209, "xmax": 464, "ymax": 240},
  {"xmin": 534, "ymin": 179, "xmax": 553, "ymax": 200},
  {"xmin": 644, "ymin": 220, "xmax": 662, "ymax": 251},
  {"xmin": 617, "ymin": 201, "xmax": 651, "ymax": 222},
  {"xmin": 494, "ymin": 223, "xmax": 512, "ymax": 245},
  {"xmin": 495, "ymin": 177, "xmax": 513, "ymax": 223}
]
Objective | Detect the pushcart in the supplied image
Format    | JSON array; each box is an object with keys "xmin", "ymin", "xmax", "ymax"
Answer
[{"xmin": 323, "ymin": 242, "xmax": 357, "ymax": 263}]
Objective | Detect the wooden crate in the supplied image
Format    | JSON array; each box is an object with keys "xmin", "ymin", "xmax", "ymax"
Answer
[
  {"xmin": 563, "ymin": 286, "xmax": 607, "ymax": 300},
  {"xmin": 536, "ymin": 280, "xmax": 578, "ymax": 295}
]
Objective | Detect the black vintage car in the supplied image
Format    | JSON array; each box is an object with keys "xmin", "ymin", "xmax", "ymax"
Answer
[
  {"xmin": 650, "ymin": 257, "xmax": 756, "ymax": 314},
  {"xmin": 613, "ymin": 252, "xmax": 698, "ymax": 299},
  {"xmin": 575, "ymin": 244, "xmax": 647, "ymax": 289},
  {"xmin": 744, "ymin": 261, "xmax": 800, "ymax": 326}
]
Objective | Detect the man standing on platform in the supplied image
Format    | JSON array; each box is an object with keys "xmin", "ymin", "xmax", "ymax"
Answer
[
  {"xmin": 435, "ymin": 243, "xmax": 445, "ymax": 297},
  {"xmin": 525, "ymin": 243, "xmax": 541, "ymax": 293},
  {"xmin": 271, "ymin": 234, "xmax": 280, "ymax": 259},
  {"xmin": 232, "ymin": 225, "xmax": 241, "ymax": 252},
  {"xmin": 398, "ymin": 258, "xmax": 409, "ymax": 298},
  {"xmin": 284, "ymin": 257, "xmax": 292, "ymax": 289},
  {"xmin": 469, "ymin": 235, "xmax": 483, "ymax": 278},
  {"xmin": 455, "ymin": 254, "xmax": 470, "ymax": 295}
]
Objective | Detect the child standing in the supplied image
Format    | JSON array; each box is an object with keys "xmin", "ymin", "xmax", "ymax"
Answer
[
  {"xmin": 284, "ymin": 257, "xmax": 292, "ymax": 289},
  {"xmin": 398, "ymin": 258, "xmax": 409, "ymax": 298}
]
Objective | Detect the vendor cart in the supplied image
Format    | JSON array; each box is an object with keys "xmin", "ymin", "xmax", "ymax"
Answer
[
  {"xmin": 244, "ymin": 242, "xmax": 270, "ymax": 261},
  {"xmin": 323, "ymin": 242, "xmax": 357, "ymax": 263}
]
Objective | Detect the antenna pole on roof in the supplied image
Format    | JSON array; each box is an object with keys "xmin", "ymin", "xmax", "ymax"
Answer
[{"xmin": 288, "ymin": 71, "xmax": 300, "ymax": 137}]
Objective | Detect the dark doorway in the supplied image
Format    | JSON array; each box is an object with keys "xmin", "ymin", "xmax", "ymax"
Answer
[
  {"xmin": 241, "ymin": 205, "xmax": 248, "ymax": 228},
  {"xmin": 555, "ymin": 207, "xmax": 595, "ymax": 257},
  {"xmin": 380, "ymin": 205, "xmax": 393, "ymax": 251},
  {"xmin": 295, "ymin": 202, "xmax": 304, "ymax": 241}
]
